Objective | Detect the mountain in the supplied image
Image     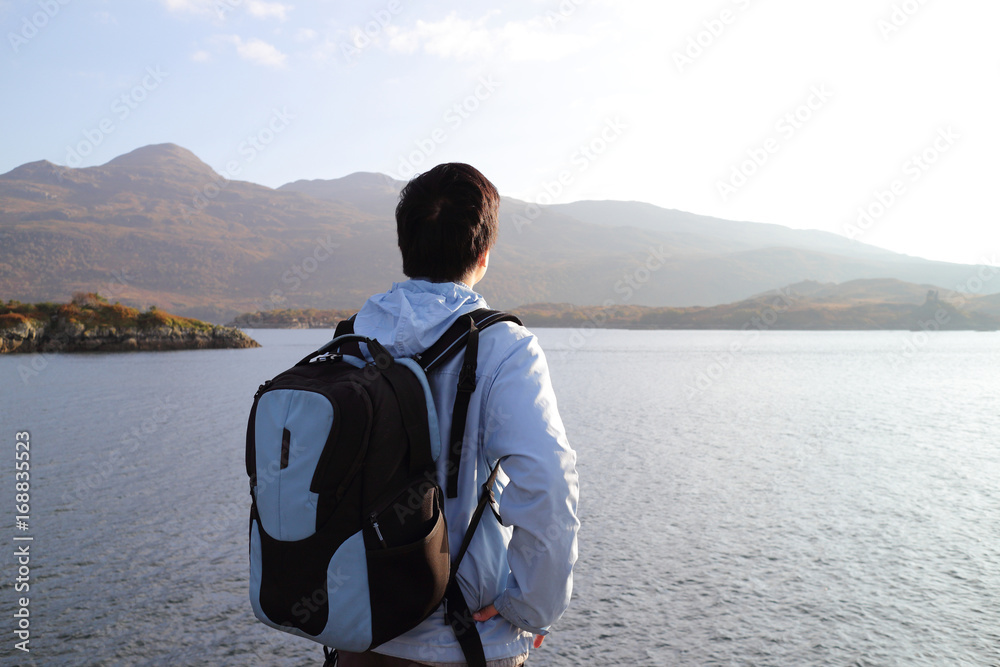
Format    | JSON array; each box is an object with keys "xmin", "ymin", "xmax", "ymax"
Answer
[
  {"xmin": 279, "ymin": 172, "xmax": 405, "ymax": 216},
  {"xmin": 545, "ymin": 200, "xmax": 993, "ymax": 303},
  {"xmin": 1, "ymin": 144, "xmax": 996, "ymax": 323},
  {"xmin": 0, "ymin": 144, "xmax": 392, "ymax": 321},
  {"xmin": 549, "ymin": 200, "xmax": 901, "ymax": 259},
  {"xmin": 513, "ymin": 278, "xmax": 1000, "ymax": 330}
]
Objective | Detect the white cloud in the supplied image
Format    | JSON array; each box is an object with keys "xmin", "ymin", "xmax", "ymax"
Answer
[
  {"xmin": 219, "ymin": 35, "xmax": 288, "ymax": 68},
  {"xmin": 294, "ymin": 27, "xmax": 317, "ymax": 43},
  {"xmin": 387, "ymin": 14, "xmax": 496, "ymax": 60},
  {"xmin": 494, "ymin": 18, "xmax": 597, "ymax": 62},
  {"xmin": 161, "ymin": 0, "xmax": 291, "ymax": 21},
  {"xmin": 191, "ymin": 50, "xmax": 213, "ymax": 62},
  {"xmin": 246, "ymin": 1, "xmax": 292, "ymax": 21},
  {"xmin": 162, "ymin": 0, "xmax": 216, "ymax": 15},
  {"xmin": 385, "ymin": 12, "xmax": 595, "ymax": 62}
]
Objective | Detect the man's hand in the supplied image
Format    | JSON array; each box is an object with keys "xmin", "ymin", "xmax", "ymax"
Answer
[
  {"xmin": 472, "ymin": 605, "xmax": 545, "ymax": 648},
  {"xmin": 471, "ymin": 604, "xmax": 499, "ymax": 623}
]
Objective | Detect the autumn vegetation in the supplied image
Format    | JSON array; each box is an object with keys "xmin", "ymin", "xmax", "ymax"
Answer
[{"xmin": 1, "ymin": 292, "xmax": 214, "ymax": 332}]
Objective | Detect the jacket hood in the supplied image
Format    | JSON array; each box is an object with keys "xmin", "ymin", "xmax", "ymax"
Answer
[{"xmin": 353, "ymin": 279, "xmax": 489, "ymax": 357}]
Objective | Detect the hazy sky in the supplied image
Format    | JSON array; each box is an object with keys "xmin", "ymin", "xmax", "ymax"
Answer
[{"xmin": 2, "ymin": 0, "xmax": 997, "ymax": 265}]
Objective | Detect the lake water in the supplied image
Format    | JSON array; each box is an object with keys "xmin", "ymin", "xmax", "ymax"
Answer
[{"xmin": 2, "ymin": 329, "xmax": 999, "ymax": 666}]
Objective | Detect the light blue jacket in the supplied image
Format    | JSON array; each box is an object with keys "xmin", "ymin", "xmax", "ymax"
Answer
[{"xmin": 351, "ymin": 279, "xmax": 580, "ymax": 664}]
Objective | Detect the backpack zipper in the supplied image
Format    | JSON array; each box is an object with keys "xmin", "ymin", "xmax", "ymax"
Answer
[{"xmin": 369, "ymin": 512, "xmax": 387, "ymax": 548}]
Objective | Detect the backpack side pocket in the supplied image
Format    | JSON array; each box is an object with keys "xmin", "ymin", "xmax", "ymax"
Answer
[{"xmin": 364, "ymin": 482, "xmax": 450, "ymax": 646}]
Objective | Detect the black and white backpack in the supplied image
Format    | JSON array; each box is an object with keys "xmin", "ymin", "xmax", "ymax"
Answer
[{"xmin": 246, "ymin": 309, "xmax": 521, "ymax": 666}]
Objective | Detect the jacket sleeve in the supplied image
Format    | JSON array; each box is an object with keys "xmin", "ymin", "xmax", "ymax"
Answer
[{"xmin": 481, "ymin": 333, "xmax": 580, "ymax": 635}]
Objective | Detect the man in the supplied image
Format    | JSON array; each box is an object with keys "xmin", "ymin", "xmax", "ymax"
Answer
[{"xmin": 338, "ymin": 163, "xmax": 579, "ymax": 667}]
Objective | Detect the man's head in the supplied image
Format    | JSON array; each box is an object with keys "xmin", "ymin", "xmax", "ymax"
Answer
[{"xmin": 395, "ymin": 163, "xmax": 499, "ymax": 283}]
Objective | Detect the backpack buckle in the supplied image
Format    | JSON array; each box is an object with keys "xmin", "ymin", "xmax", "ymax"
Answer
[
  {"xmin": 457, "ymin": 362, "xmax": 476, "ymax": 393},
  {"xmin": 366, "ymin": 338, "xmax": 394, "ymax": 370}
]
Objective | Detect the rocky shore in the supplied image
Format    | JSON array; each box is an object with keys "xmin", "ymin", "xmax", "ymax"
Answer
[
  {"xmin": 1, "ymin": 297, "xmax": 260, "ymax": 353},
  {"xmin": 2, "ymin": 321, "xmax": 258, "ymax": 353}
]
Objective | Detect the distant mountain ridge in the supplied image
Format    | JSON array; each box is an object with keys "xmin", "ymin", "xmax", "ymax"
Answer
[
  {"xmin": 279, "ymin": 172, "xmax": 405, "ymax": 216},
  {"xmin": 511, "ymin": 278, "xmax": 1000, "ymax": 330},
  {"xmin": 227, "ymin": 278, "xmax": 1000, "ymax": 331},
  {"xmin": 1, "ymin": 143, "xmax": 996, "ymax": 323},
  {"xmin": 549, "ymin": 200, "xmax": 904, "ymax": 260}
]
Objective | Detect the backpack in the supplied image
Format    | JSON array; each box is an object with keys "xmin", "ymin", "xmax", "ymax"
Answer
[{"xmin": 246, "ymin": 308, "xmax": 522, "ymax": 666}]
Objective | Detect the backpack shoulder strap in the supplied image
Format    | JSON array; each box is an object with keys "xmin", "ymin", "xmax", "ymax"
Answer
[
  {"xmin": 419, "ymin": 309, "xmax": 522, "ymax": 372},
  {"xmin": 421, "ymin": 309, "xmax": 521, "ymax": 498},
  {"xmin": 443, "ymin": 458, "xmax": 505, "ymax": 667},
  {"xmin": 334, "ymin": 314, "xmax": 356, "ymax": 338}
]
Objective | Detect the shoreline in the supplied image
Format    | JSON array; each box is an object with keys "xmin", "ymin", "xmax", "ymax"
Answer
[{"xmin": 0, "ymin": 320, "xmax": 260, "ymax": 353}]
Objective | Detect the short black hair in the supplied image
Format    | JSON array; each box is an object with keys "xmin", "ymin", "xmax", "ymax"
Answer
[{"xmin": 395, "ymin": 163, "xmax": 499, "ymax": 283}]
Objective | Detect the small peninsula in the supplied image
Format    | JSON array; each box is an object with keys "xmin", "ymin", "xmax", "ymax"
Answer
[{"xmin": 1, "ymin": 293, "xmax": 260, "ymax": 353}]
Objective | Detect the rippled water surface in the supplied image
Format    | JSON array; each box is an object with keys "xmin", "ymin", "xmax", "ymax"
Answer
[{"xmin": 2, "ymin": 329, "xmax": 999, "ymax": 666}]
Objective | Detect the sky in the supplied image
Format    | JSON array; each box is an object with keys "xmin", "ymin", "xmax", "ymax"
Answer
[{"xmin": 1, "ymin": 0, "xmax": 997, "ymax": 266}]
